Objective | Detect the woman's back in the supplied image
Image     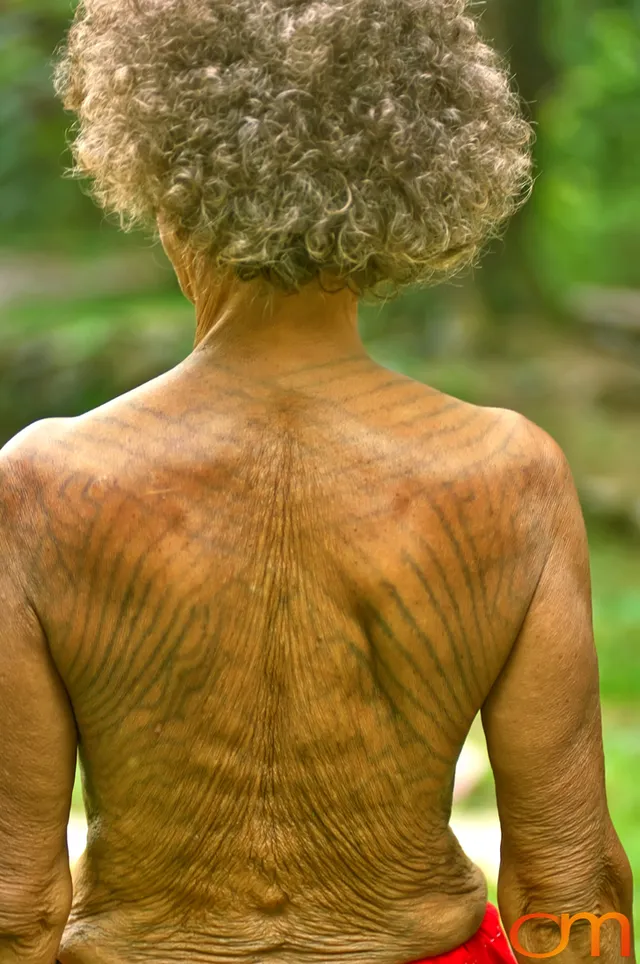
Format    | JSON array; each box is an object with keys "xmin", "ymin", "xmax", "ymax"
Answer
[{"xmin": 40, "ymin": 359, "xmax": 533, "ymax": 964}]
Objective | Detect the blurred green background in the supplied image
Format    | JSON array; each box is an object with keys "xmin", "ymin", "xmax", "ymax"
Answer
[{"xmin": 1, "ymin": 0, "xmax": 639, "ymax": 952}]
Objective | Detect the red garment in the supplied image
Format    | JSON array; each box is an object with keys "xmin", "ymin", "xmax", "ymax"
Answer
[{"xmin": 407, "ymin": 904, "xmax": 517, "ymax": 964}]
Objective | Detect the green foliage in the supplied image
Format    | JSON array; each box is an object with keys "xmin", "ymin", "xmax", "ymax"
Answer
[
  {"xmin": 532, "ymin": 5, "xmax": 640, "ymax": 295},
  {"xmin": 0, "ymin": 3, "xmax": 99, "ymax": 244}
]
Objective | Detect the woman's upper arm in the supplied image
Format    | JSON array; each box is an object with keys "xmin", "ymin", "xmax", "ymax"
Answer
[{"xmin": 481, "ymin": 437, "xmax": 619, "ymax": 902}]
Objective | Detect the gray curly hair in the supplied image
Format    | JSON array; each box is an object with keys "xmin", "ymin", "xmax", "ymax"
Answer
[{"xmin": 53, "ymin": 0, "xmax": 534, "ymax": 304}]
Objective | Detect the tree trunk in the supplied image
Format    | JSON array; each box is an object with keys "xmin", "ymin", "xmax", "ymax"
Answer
[{"xmin": 473, "ymin": 0, "xmax": 562, "ymax": 328}]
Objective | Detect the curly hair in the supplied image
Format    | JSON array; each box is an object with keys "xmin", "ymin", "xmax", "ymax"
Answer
[{"xmin": 53, "ymin": 0, "xmax": 534, "ymax": 304}]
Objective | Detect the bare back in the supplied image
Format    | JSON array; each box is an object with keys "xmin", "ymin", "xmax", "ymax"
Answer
[{"xmin": 30, "ymin": 353, "xmax": 547, "ymax": 964}]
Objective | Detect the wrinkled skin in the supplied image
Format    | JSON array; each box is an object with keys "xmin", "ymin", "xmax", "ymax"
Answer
[{"xmin": 4, "ymin": 347, "xmax": 630, "ymax": 964}]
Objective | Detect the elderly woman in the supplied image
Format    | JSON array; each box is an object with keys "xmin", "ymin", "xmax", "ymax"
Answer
[{"xmin": 0, "ymin": 1, "xmax": 633, "ymax": 963}]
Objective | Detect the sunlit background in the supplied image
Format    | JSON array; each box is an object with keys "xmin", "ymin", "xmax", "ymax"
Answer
[{"xmin": 2, "ymin": 0, "xmax": 639, "ymax": 949}]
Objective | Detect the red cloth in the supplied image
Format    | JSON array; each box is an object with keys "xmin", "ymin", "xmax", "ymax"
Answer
[{"xmin": 407, "ymin": 904, "xmax": 517, "ymax": 964}]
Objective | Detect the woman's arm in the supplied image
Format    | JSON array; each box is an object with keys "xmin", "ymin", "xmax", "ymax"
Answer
[{"xmin": 482, "ymin": 435, "xmax": 634, "ymax": 964}]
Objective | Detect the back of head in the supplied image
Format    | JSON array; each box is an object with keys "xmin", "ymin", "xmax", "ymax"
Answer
[{"xmin": 53, "ymin": 0, "xmax": 534, "ymax": 304}]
